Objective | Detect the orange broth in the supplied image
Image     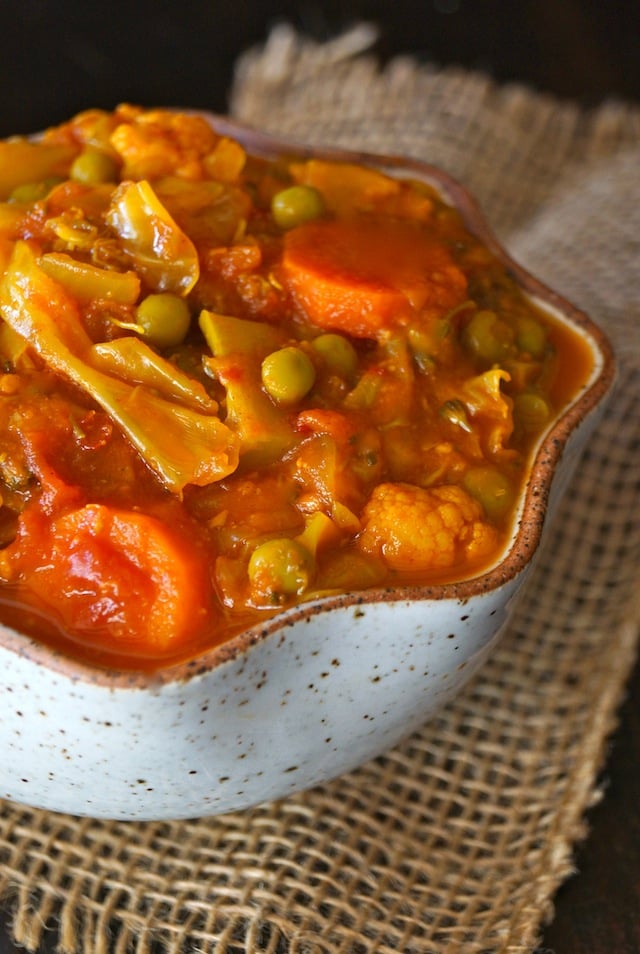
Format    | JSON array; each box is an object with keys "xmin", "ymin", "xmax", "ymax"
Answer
[{"xmin": 0, "ymin": 106, "xmax": 593, "ymax": 669}]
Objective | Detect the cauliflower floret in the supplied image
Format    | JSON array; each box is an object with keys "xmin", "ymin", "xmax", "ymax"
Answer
[
  {"xmin": 357, "ymin": 482, "xmax": 498, "ymax": 572},
  {"xmin": 110, "ymin": 110, "xmax": 219, "ymax": 181}
]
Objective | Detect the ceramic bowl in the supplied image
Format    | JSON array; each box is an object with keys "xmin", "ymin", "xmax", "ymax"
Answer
[{"xmin": 0, "ymin": 116, "xmax": 615, "ymax": 820}]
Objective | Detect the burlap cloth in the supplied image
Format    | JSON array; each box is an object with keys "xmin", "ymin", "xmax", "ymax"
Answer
[{"xmin": 1, "ymin": 25, "xmax": 639, "ymax": 954}]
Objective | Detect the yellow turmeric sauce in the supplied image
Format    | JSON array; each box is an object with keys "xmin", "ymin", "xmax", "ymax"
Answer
[{"xmin": 0, "ymin": 106, "xmax": 593, "ymax": 669}]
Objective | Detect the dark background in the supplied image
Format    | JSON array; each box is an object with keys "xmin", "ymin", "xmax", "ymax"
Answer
[
  {"xmin": 0, "ymin": 0, "xmax": 639, "ymax": 137},
  {"xmin": 0, "ymin": 3, "xmax": 639, "ymax": 952}
]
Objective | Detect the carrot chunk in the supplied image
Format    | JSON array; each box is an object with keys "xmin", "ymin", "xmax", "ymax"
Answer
[
  {"xmin": 4, "ymin": 504, "xmax": 214, "ymax": 654},
  {"xmin": 281, "ymin": 218, "xmax": 468, "ymax": 338}
]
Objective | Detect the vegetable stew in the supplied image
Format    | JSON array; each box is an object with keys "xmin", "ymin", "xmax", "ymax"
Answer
[{"xmin": 0, "ymin": 106, "xmax": 593, "ymax": 668}]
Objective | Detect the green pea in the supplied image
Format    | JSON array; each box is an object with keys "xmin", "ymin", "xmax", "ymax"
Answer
[
  {"xmin": 271, "ymin": 185, "xmax": 325, "ymax": 230},
  {"xmin": 463, "ymin": 465, "xmax": 515, "ymax": 521},
  {"xmin": 135, "ymin": 293, "xmax": 191, "ymax": 348},
  {"xmin": 248, "ymin": 537, "xmax": 314, "ymax": 601},
  {"xmin": 261, "ymin": 346, "xmax": 316, "ymax": 404},
  {"xmin": 70, "ymin": 148, "xmax": 119, "ymax": 185},
  {"xmin": 513, "ymin": 392, "xmax": 553, "ymax": 433},
  {"xmin": 311, "ymin": 333, "xmax": 359, "ymax": 380},
  {"xmin": 462, "ymin": 310, "xmax": 513, "ymax": 364},
  {"xmin": 516, "ymin": 316, "xmax": 547, "ymax": 358},
  {"xmin": 9, "ymin": 177, "xmax": 63, "ymax": 203},
  {"xmin": 408, "ymin": 318, "xmax": 451, "ymax": 371}
]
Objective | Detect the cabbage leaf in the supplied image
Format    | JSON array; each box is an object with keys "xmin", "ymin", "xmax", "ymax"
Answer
[
  {"xmin": 0, "ymin": 241, "xmax": 238, "ymax": 494},
  {"xmin": 106, "ymin": 180, "xmax": 200, "ymax": 295}
]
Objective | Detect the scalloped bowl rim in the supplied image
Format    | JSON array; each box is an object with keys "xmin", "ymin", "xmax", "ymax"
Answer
[{"xmin": 0, "ymin": 113, "xmax": 617, "ymax": 688}]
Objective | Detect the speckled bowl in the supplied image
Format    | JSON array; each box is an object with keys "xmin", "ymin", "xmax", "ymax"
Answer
[{"xmin": 0, "ymin": 116, "xmax": 615, "ymax": 820}]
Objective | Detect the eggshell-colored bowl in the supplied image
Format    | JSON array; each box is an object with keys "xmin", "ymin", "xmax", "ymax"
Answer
[{"xmin": 0, "ymin": 116, "xmax": 615, "ymax": 820}]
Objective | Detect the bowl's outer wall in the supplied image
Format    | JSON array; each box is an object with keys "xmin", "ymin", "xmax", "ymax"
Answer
[{"xmin": 1, "ymin": 580, "xmax": 523, "ymax": 819}]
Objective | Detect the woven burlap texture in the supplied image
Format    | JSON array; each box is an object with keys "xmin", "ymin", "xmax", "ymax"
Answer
[{"xmin": 1, "ymin": 25, "xmax": 640, "ymax": 954}]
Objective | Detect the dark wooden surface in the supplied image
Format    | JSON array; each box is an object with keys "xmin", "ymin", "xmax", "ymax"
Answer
[
  {"xmin": 536, "ymin": 656, "xmax": 640, "ymax": 954},
  {"xmin": 0, "ymin": 3, "xmax": 638, "ymax": 951}
]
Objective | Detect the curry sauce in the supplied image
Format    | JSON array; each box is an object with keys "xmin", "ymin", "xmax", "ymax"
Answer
[{"xmin": 0, "ymin": 106, "xmax": 593, "ymax": 668}]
